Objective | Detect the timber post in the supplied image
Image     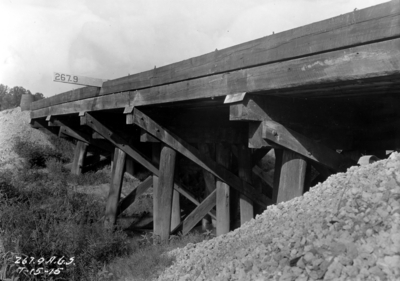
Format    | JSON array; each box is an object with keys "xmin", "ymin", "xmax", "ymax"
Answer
[
  {"xmin": 276, "ymin": 150, "xmax": 308, "ymax": 203},
  {"xmin": 216, "ymin": 143, "xmax": 231, "ymax": 236},
  {"xmin": 238, "ymin": 145, "xmax": 254, "ymax": 224},
  {"xmin": 154, "ymin": 145, "xmax": 177, "ymax": 241},
  {"xmin": 104, "ymin": 147, "xmax": 126, "ymax": 228},
  {"xmin": 71, "ymin": 141, "xmax": 88, "ymax": 175}
]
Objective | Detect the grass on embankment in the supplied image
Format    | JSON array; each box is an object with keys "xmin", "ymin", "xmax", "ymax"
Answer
[{"xmin": 0, "ymin": 137, "xmax": 211, "ymax": 280}]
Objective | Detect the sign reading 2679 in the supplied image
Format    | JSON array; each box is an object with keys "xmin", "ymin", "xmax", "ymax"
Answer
[
  {"xmin": 54, "ymin": 72, "xmax": 78, "ymax": 83},
  {"xmin": 53, "ymin": 72, "xmax": 106, "ymax": 87}
]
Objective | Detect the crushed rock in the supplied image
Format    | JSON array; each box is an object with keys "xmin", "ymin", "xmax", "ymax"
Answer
[{"xmin": 158, "ymin": 153, "xmax": 400, "ymax": 281}]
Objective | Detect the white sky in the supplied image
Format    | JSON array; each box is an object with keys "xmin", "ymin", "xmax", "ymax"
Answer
[{"xmin": 0, "ymin": 0, "xmax": 389, "ymax": 97}]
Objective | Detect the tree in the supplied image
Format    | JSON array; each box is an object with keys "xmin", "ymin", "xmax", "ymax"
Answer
[
  {"xmin": 0, "ymin": 84, "xmax": 44, "ymax": 111},
  {"xmin": 33, "ymin": 92, "xmax": 44, "ymax": 101}
]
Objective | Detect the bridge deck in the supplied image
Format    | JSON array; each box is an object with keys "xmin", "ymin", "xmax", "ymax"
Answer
[{"xmin": 29, "ymin": 0, "xmax": 400, "ymax": 239}]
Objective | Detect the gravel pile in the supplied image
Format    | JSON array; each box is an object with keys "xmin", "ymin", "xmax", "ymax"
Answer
[{"xmin": 158, "ymin": 153, "xmax": 400, "ymax": 281}]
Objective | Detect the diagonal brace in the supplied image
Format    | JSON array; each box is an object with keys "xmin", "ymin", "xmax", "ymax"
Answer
[{"xmin": 132, "ymin": 108, "xmax": 272, "ymax": 207}]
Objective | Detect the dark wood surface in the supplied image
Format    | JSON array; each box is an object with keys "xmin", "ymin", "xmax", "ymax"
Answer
[
  {"xmin": 104, "ymin": 148, "xmax": 126, "ymax": 228},
  {"xmin": 154, "ymin": 146, "xmax": 176, "ymax": 240},
  {"xmin": 276, "ymin": 150, "xmax": 308, "ymax": 203},
  {"xmin": 262, "ymin": 120, "xmax": 356, "ymax": 171},
  {"xmin": 31, "ymin": 0, "xmax": 400, "ymax": 110},
  {"xmin": 133, "ymin": 108, "xmax": 272, "ymax": 207},
  {"xmin": 31, "ymin": 38, "xmax": 400, "ymax": 119}
]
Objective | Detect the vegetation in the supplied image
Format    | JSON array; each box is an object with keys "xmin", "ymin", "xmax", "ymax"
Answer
[
  {"xmin": 0, "ymin": 138, "xmax": 212, "ymax": 280},
  {"xmin": 0, "ymin": 84, "xmax": 44, "ymax": 111}
]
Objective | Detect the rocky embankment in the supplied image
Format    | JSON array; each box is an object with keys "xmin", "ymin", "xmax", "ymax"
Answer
[{"xmin": 158, "ymin": 153, "xmax": 400, "ymax": 281}]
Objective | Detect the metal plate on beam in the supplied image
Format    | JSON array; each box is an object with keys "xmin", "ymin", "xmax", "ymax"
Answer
[{"xmin": 224, "ymin": 92, "xmax": 246, "ymax": 104}]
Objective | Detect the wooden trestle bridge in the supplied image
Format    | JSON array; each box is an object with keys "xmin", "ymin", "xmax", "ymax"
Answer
[{"xmin": 30, "ymin": 0, "xmax": 400, "ymax": 240}]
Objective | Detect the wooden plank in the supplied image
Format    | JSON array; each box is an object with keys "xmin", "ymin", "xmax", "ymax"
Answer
[
  {"xmin": 82, "ymin": 113, "xmax": 159, "ymax": 175},
  {"xmin": 140, "ymin": 129, "xmax": 160, "ymax": 142},
  {"xmin": 276, "ymin": 150, "xmax": 307, "ymax": 203},
  {"xmin": 71, "ymin": 141, "xmax": 88, "ymax": 175},
  {"xmin": 92, "ymin": 132, "xmax": 104, "ymax": 139},
  {"xmin": 58, "ymin": 126, "xmax": 114, "ymax": 153},
  {"xmin": 173, "ymin": 184, "xmax": 216, "ymax": 220},
  {"xmin": 117, "ymin": 176, "xmax": 152, "ymax": 215},
  {"xmin": 31, "ymin": 39, "xmax": 400, "ymax": 119},
  {"xmin": 30, "ymin": 120, "xmax": 60, "ymax": 136},
  {"xmin": 171, "ymin": 190, "xmax": 181, "ymax": 231},
  {"xmin": 81, "ymin": 114, "xmax": 215, "ymax": 219},
  {"xmin": 262, "ymin": 120, "xmax": 356, "ymax": 172},
  {"xmin": 172, "ymin": 190, "xmax": 217, "ymax": 235},
  {"xmin": 133, "ymin": 109, "xmax": 272, "ymax": 207},
  {"xmin": 238, "ymin": 145, "xmax": 254, "ymax": 225},
  {"xmin": 198, "ymin": 143, "xmax": 216, "ymax": 229},
  {"xmin": 154, "ymin": 146, "xmax": 176, "ymax": 241},
  {"xmin": 31, "ymin": 0, "xmax": 400, "ymax": 110},
  {"xmin": 273, "ymin": 149, "xmax": 283, "ymax": 203},
  {"xmin": 216, "ymin": 144, "xmax": 231, "ymax": 235},
  {"xmin": 249, "ymin": 122, "xmax": 279, "ymax": 149},
  {"xmin": 125, "ymin": 157, "xmax": 135, "ymax": 177},
  {"xmin": 104, "ymin": 148, "xmax": 126, "ymax": 228}
]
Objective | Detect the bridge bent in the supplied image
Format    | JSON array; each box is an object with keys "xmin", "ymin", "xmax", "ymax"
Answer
[{"xmin": 30, "ymin": 0, "xmax": 400, "ymax": 240}]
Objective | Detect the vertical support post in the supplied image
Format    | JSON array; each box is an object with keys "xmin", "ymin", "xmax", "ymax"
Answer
[
  {"xmin": 238, "ymin": 145, "xmax": 254, "ymax": 225},
  {"xmin": 154, "ymin": 145, "xmax": 177, "ymax": 241},
  {"xmin": 272, "ymin": 149, "xmax": 283, "ymax": 203},
  {"xmin": 152, "ymin": 143, "xmax": 161, "ymax": 237},
  {"xmin": 125, "ymin": 156, "xmax": 135, "ymax": 177},
  {"xmin": 216, "ymin": 143, "xmax": 231, "ymax": 236},
  {"xmin": 171, "ymin": 190, "xmax": 181, "ymax": 231},
  {"xmin": 276, "ymin": 149, "xmax": 308, "ymax": 203},
  {"xmin": 199, "ymin": 143, "xmax": 216, "ymax": 230},
  {"xmin": 71, "ymin": 141, "xmax": 88, "ymax": 175},
  {"xmin": 104, "ymin": 147, "xmax": 126, "ymax": 228}
]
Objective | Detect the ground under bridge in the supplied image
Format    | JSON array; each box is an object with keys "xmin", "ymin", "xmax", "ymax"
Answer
[{"xmin": 30, "ymin": 0, "xmax": 400, "ymax": 240}]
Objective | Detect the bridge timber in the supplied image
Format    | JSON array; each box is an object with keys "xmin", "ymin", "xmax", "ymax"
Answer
[{"xmin": 30, "ymin": 0, "xmax": 400, "ymax": 240}]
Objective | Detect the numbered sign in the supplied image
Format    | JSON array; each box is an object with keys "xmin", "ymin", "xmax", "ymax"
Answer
[{"xmin": 53, "ymin": 72, "xmax": 106, "ymax": 87}]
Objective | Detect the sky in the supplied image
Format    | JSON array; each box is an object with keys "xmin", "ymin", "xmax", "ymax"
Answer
[{"xmin": 0, "ymin": 0, "xmax": 389, "ymax": 97}]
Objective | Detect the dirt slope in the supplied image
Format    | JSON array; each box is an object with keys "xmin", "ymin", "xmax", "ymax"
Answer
[
  {"xmin": 0, "ymin": 107, "xmax": 52, "ymax": 170},
  {"xmin": 159, "ymin": 154, "xmax": 400, "ymax": 281}
]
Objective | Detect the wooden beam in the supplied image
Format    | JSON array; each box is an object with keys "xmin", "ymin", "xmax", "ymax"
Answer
[
  {"xmin": 238, "ymin": 145, "xmax": 254, "ymax": 225},
  {"xmin": 174, "ymin": 184, "xmax": 216, "ymax": 220},
  {"xmin": 31, "ymin": 0, "xmax": 400, "ymax": 110},
  {"xmin": 31, "ymin": 39, "xmax": 400, "ymax": 119},
  {"xmin": 81, "ymin": 113, "xmax": 213, "ymax": 219},
  {"xmin": 276, "ymin": 150, "xmax": 308, "ymax": 203},
  {"xmin": 198, "ymin": 143, "xmax": 216, "ymax": 229},
  {"xmin": 216, "ymin": 143, "xmax": 231, "ymax": 236},
  {"xmin": 30, "ymin": 120, "xmax": 60, "ymax": 136},
  {"xmin": 117, "ymin": 176, "xmax": 152, "ymax": 216},
  {"xmin": 132, "ymin": 108, "xmax": 272, "ymax": 207},
  {"xmin": 249, "ymin": 122, "xmax": 278, "ymax": 149},
  {"xmin": 82, "ymin": 113, "xmax": 159, "ymax": 175},
  {"xmin": 171, "ymin": 190, "xmax": 181, "ymax": 231},
  {"xmin": 104, "ymin": 148, "xmax": 126, "ymax": 228},
  {"xmin": 172, "ymin": 190, "xmax": 217, "ymax": 236},
  {"xmin": 71, "ymin": 141, "xmax": 88, "ymax": 175},
  {"xmin": 154, "ymin": 146, "xmax": 176, "ymax": 241},
  {"xmin": 92, "ymin": 132, "xmax": 104, "ymax": 139},
  {"xmin": 55, "ymin": 119, "xmax": 114, "ymax": 153},
  {"xmin": 140, "ymin": 129, "xmax": 159, "ymax": 143},
  {"xmin": 262, "ymin": 120, "xmax": 356, "ymax": 172},
  {"xmin": 272, "ymin": 149, "xmax": 283, "ymax": 203}
]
